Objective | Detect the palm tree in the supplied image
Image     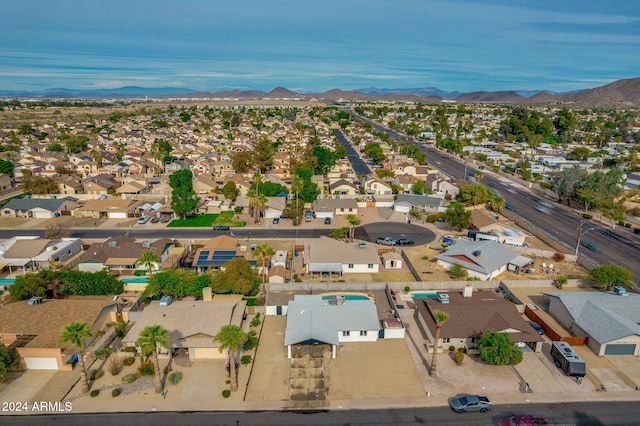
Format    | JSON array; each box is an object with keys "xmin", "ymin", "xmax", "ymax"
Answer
[
  {"xmin": 346, "ymin": 214, "xmax": 361, "ymax": 242},
  {"xmin": 59, "ymin": 322, "xmax": 93, "ymax": 393},
  {"xmin": 213, "ymin": 324, "xmax": 247, "ymax": 392},
  {"xmin": 429, "ymin": 309, "xmax": 449, "ymax": 378},
  {"xmin": 473, "ymin": 171, "xmax": 484, "ymax": 206},
  {"xmin": 138, "ymin": 250, "xmax": 160, "ymax": 276},
  {"xmin": 254, "ymin": 243, "xmax": 274, "ymax": 293},
  {"xmin": 291, "ymin": 175, "xmax": 304, "ymax": 225},
  {"xmin": 137, "ymin": 325, "xmax": 170, "ymax": 394},
  {"xmin": 250, "ymin": 194, "xmax": 267, "ymax": 224},
  {"xmin": 489, "ymin": 196, "xmax": 505, "ymax": 213}
]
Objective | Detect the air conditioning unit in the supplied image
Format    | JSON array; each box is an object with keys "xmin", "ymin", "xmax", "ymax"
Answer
[{"xmin": 438, "ymin": 293, "xmax": 450, "ymax": 304}]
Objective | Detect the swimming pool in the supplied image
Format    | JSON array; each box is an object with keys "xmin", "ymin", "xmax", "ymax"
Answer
[
  {"xmin": 0, "ymin": 277, "xmax": 16, "ymax": 285},
  {"xmin": 410, "ymin": 292, "xmax": 441, "ymax": 299},
  {"xmin": 322, "ymin": 295, "xmax": 370, "ymax": 301},
  {"xmin": 120, "ymin": 277, "xmax": 149, "ymax": 284}
]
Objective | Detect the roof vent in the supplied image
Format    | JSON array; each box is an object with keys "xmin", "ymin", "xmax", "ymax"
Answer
[
  {"xmin": 472, "ymin": 250, "xmax": 481, "ymax": 256},
  {"xmin": 108, "ymin": 241, "xmax": 118, "ymax": 248},
  {"xmin": 142, "ymin": 241, "xmax": 152, "ymax": 248}
]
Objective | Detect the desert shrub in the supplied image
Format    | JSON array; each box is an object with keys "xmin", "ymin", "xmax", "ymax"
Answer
[
  {"xmin": 169, "ymin": 371, "xmax": 183, "ymax": 385},
  {"xmin": 107, "ymin": 357, "xmax": 122, "ymax": 376},
  {"xmin": 90, "ymin": 389, "xmax": 99, "ymax": 397},
  {"xmin": 111, "ymin": 388, "xmax": 121, "ymax": 397},
  {"xmin": 122, "ymin": 373, "xmax": 137, "ymax": 384},
  {"xmin": 222, "ymin": 389, "xmax": 231, "ymax": 398},
  {"xmin": 421, "ymin": 255, "xmax": 429, "ymax": 260},
  {"xmin": 448, "ymin": 345, "xmax": 455, "ymax": 352},
  {"xmin": 137, "ymin": 361, "xmax": 154, "ymax": 376},
  {"xmin": 582, "ymin": 214, "xmax": 592, "ymax": 219},
  {"xmin": 94, "ymin": 347, "xmax": 113, "ymax": 360},
  {"xmin": 134, "ymin": 269, "xmax": 146, "ymax": 276},
  {"xmin": 634, "ymin": 228, "xmax": 640, "ymax": 234},
  {"xmin": 250, "ymin": 316, "xmax": 261, "ymax": 328},
  {"xmin": 244, "ymin": 331, "xmax": 258, "ymax": 351},
  {"xmin": 625, "ymin": 222, "xmax": 632, "ymax": 228},
  {"xmin": 115, "ymin": 321, "xmax": 128, "ymax": 339},
  {"xmin": 556, "ymin": 275, "xmax": 568, "ymax": 289},
  {"xmin": 164, "ymin": 365, "xmax": 171, "ymax": 375},
  {"xmin": 404, "ymin": 286, "xmax": 411, "ymax": 292},
  {"xmin": 458, "ymin": 347, "xmax": 467, "ymax": 354},
  {"xmin": 225, "ymin": 380, "xmax": 231, "ymax": 384},
  {"xmin": 122, "ymin": 346, "xmax": 135, "ymax": 353},
  {"xmin": 454, "ymin": 351, "xmax": 465, "ymax": 365},
  {"xmin": 123, "ymin": 357, "xmax": 135, "ymax": 366},
  {"xmin": 240, "ymin": 355, "xmax": 252, "ymax": 365},
  {"xmin": 552, "ymin": 252, "xmax": 565, "ymax": 261},
  {"xmin": 90, "ymin": 369, "xmax": 104, "ymax": 380}
]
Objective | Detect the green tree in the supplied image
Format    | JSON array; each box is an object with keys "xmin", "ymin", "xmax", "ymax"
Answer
[
  {"xmin": 601, "ymin": 201, "xmax": 626, "ymax": 229},
  {"xmin": 375, "ymin": 168, "xmax": 395, "ymax": 180},
  {"xmin": 0, "ymin": 159, "xmax": 15, "ymax": 176},
  {"xmin": 298, "ymin": 180, "xmax": 320, "ymax": 203},
  {"xmin": 550, "ymin": 165, "xmax": 584, "ymax": 204},
  {"xmin": 231, "ymin": 151, "xmax": 253, "ymax": 174},
  {"xmin": 489, "ymin": 196, "xmax": 505, "ymax": 213},
  {"xmin": 23, "ymin": 176, "xmax": 60, "ymax": 195},
  {"xmin": 329, "ymin": 226, "xmax": 349, "ymax": 240},
  {"xmin": 430, "ymin": 310, "xmax": 449, "ymax": 377},
  {"xmin": 212, "ymin": 258, "xmax": 260, "ymax": 295},
  {"xmin": 256, "ymin": 136, "xmax": 274, "ymax": 172},
  {"xmin": 169, "ymin": 169, "xmax": 200, "ymax": 219},
  {"xmin": 291, "ymin": 175, "xmax": 304, "ymax": 224},
  {"xmin": 46, "ymin": 143, "xmax": 64, "ymax": 152},
  {"xmin": 59, "ymin": 322, "xmax": 93, "ymax": 393},
  {"xmin": 213, "ymin": 324, "xmax": 247, "ymax": 392},
  {"xmin": 364, "ymin": 143, "xmax": 385, "ymax": 163},
  {"xmin": 138, "ymin": 250, "xmax": 160, "ymax": 276},
  {"xmin": 136, "ymin": 325, "xmax": 170, "ymax": 393},
  {"xmin": 445, "ymin": 205, "xmax": 472, "ymax": 231},
  {"xmin": 346, "ymin": 214, "xmax": 360, "ymax": 242},
  {"xmin": 589, "ymin": 265, "xmax": 633, "ymax": 291},
  {"xmin": 254, "ymin": 244, "xmax": 275, "ymax": 293},
  {"xmin": 8, "ymin": 274, "xmax": 47, "ymax": 300},
  {"xmin": 457, "ymin": 183, "xmax": 490, "ymax": 205},
  {"xmin": 479, "ymin": 329, "xmax": 523, "ymax": 366},
  {"xmin": 566, "ymin": 147, "xmax": 592, "ymax": 161},
  {"xmin": 64, "ymin": 135, "xmax": 89, "ymax": 154},
  {"xmin": 0, "ymin": 342, "xmax": 17, "ymax": 382},
  {"xmin": 311, "ymin": 146, "xmax": 336, "ymax": 175},
  {"xmin": 221, "ymin": 181, "xmax": 239, "ymax": 201},
  {"xmin": 411, "ymin": 180, "xmax": 428, "ymax": 195}
]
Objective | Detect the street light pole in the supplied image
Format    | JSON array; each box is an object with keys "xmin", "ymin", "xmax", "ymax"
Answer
[{"xmin": 575, "ymin": 220, "xmax": 599, "ymax": 256}]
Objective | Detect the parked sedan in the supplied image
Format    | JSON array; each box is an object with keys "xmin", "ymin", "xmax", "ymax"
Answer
[
  {"xmin": 449, "ymin": 394, "xmax": 491, "ymax": 413},
  {"xmin": 397, "ymin": 238, "xmax": 414, "ymax": 246},
  {"xmin": 528, "ymin": 321, "xmax": 544, "ymax": 335}
]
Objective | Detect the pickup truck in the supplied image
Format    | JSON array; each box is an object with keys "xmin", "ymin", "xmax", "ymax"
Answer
[
  {"xmin": 449, "ymin": 394, "xmax": 491, "ymax": 413},
  {"xmin": 376, "ymin": 237, "xmax": 397, "ymax": 246}
]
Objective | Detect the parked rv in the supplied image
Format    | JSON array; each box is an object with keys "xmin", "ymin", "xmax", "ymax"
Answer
[{"xmin": 551, "ymin": 341, "xmax": 586, "ymax": 383}]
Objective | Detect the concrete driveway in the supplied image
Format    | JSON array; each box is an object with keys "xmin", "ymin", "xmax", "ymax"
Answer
[{"xmin": 0, "ymin": 370, "xmax": 57, "ymax": 405}]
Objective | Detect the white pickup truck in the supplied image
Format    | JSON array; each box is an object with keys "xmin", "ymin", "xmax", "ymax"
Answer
[{"xmin": 376, "ymin": 237, "xmax": 397, "ymax": 246}]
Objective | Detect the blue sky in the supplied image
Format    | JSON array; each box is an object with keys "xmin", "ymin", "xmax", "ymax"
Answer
[{"xmin": 1, "ymin": 0, "xmax": 639, "ymax": 93}]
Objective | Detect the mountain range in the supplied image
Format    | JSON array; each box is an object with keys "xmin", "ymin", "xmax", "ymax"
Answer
[{"xmin": 2, "ymin": 77, "xmax": 639, "ymax": 107}]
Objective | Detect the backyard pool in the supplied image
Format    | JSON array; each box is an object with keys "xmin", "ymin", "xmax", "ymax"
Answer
[
  {"xmin": 321, "ymin": 292, "xmax": 374, "ymax": 301},
  {"xmin": 120, "ymin": 277, "xmax": 149, "ymax": 284},
  {"xmin": 410, "ymin": 292, "xmax": 441, "ymax": 299},
  {"xmin": 0, "ymin": 277, "xmax": 16, "ymax": 285}
]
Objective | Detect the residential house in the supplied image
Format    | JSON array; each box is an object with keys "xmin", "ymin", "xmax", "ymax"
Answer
[
  {"xmin": 1, "ymin": 196, "xmax": 78, "ymax": 219},
  {"xmin": 284, "ymin": 294, "xmax": 380, "ymax": 359},
  {"xmin": 414, "ymin": 290, "xmax": 544, "ymax": 353},
  {"xmin": 122, "ymin": 295, "xmax": 246, "ymax": 360},
  {"xmin": 478, "ymin": 223, "xmax": 529, "ymax": 247},
  {"xmin": 76, "ymin": 198, "xmax": 142, "ymax": 219},
  {"xmin": 0, "ymin": 174, "xmax": 12, "ymax": 191},
  {"xmin": 193, "ymin": 174, "xmax": 218, "ymax": 196},
  {"xmin": 312, "ymin": 199, "xmax": 358, "ymax": 219},
  {"xmin": 364, "ymin": 179, "xmax": 392, "ymax": 196},
  {"xmin": 78, "ymin": 235, "xmax": 175, "ymax": 273},
  {"xmin": 0, "ymin": 236, "xmax": 82, "ymax": 273},
  {"xmin": 264, "ymin": 197, "xmax": 287, "ymax": 219},
  {"xmin": 329, "ymin": 179, "xmax": 358, "ymax": 196},
  {"xmin": 54, "ymin": 174, "xmax": 84, "ymax": 195},
  {"xmin": 303, "ymin": 237, "xmax": 380, "ymax": 276},
  {"xmin": 435, "ymin": 240, "xmax": 532, "ymax": 280},
  {"xmin": 392, "ymin": 174, "xmax": 418, "ymax": 193},
  {"xmin": 0, "ymin": 299, "xmax": 115, "ymax": 370},
  {"xmin": 191, "ymin": 235, "xmax": 256, "ymax": 272},
  {"xmin": 116, "ymin": 178, "xmax": 149, "ymax": 195},
  {"xmin": 543, "ymin": 292, "xmax": 640, "ymax": 356},
  {"xmin": 83, "ymin": 174, "xmax": 119, "ymax": 195},
  {"xmin": 393, "ymin": 194, "xmax": 444, "ymax": 214}
]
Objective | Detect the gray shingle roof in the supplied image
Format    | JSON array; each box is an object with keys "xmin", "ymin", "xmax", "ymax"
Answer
[
  {"xmin": 545, "ymin": 292, "xmax": 640, "ymax": 343},
  {"xmin": 3, "ymin": 196, "xmax": 77, "ymax": 212},
  {"xmin": 435, "ymin": 239, "xmax": 524, "ymax": 275},
  {"xmin": 394, "ymin": 194, "xmax": 442, "ymax": 208},
  {"xmin": 284, "ymin": 295, "xmax": 379, "ymax": 346}
]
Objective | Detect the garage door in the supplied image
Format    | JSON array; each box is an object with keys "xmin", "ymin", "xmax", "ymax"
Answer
[
  {"xmin": 192, "ymin": 348, "xmax": 224, "ymax": 359},
  {"xmin": 604, "ymin": 344, "xmax": 636, "ymax": 355},
  {"xmin": 24, "ymin": 357, "xmax": 58, "ymax": 370}
]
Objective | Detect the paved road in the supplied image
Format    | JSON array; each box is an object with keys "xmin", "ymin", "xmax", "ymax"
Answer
[
  {"xmin": 332, "ymin": 128, "xmax": 372, "ymax": 176},
  {"xmin": 349, "ymin": 110, "xmax": 640, "ymax": 284},
  {"xmin": 3, "ymin": 401, "xmax": 634, "ymax": 425}
]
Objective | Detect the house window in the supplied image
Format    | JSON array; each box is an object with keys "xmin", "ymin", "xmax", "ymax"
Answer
[
  {"xmin": 442, "ymin": 338, "xmax": 450, "ymax": 343},
  {"xmin": 342, "ymin": 331, "xmax": 350, "ymax": 337},
  {"xmin": 348, "ymin": 264, "xmax": 354, "ymax": 269},
  {"xmin": 359, "ymin": 331, "xmax": 367, "ymax": 337},
  {"xmin": 340, "ymin": 208, "xmax": 344, "ymax": 212},
  {"xmin": 367, "ymin": 264, "xmax": 374, "ymax": 269}
]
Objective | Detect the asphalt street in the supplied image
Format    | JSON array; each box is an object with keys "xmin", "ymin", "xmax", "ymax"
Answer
[
  {"xmin": 2, "ymin": 401, "xmax": 633, "ymax": 425},
  {"xmin": 333, "ymin": 128, "xmax": 372, "ymax": 176}
]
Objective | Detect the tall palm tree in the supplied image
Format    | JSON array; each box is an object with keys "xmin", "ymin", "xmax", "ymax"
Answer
[
  {"xmin": 346, "ymin": 214, "xmax": 361, "ymax": 242},
  {"xmin": 250, "ymin": 194, "xmax": 267, "ymax": 224},
  {"xmin": 59, "ymin": 322, "xmax": 93, "ymax": 393},
  {"xmin": 473, "ymin": 171, "xmax": 484, "ymax": 206},
  {"xmin": 137, "ymin": 325, "xmax": 170, "ymax": 394},
  {"xmin": 138, "ymin": 250, "xmax": 160, "ymax": 276},
  {"xmin": 213, "ymin": 324, "xmax": 247, "ymax": 392},
  {"xmin": 291, "ymin": 175, "xmax": 304, "ymax": 225},
  {"xmin": 429, "ymin": 309, "xmax": 449, "ymax": 378},
  {"xmin": 489, "ymin": 196, "xmax": 505, "ymax": 213},
  {"xmin": 254, "ymin": 243, "xmax": 274, "ymax": 293}
]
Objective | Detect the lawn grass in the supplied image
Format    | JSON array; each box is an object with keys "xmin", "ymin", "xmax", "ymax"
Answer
[
  {"xmin": 213, "ymin": 211, "xmax": 247, "ymax": 227},
  {"xmin": 166, "ymin": 211, "xmax": 246, "ymax": 228},
  {"xmin": 167, "ymin": 214, "xmax": 218, "ymax": 227}
]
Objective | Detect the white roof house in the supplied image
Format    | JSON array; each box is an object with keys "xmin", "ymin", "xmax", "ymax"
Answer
[
  {"xmin": 303, "ymin": 237, "xmax": 380, "ymax": 276},
  {"xmin": 284, "ymin": 294, "xmax": 380, "ymax": 358},
  {"xmin": 435, "ymin": 240, "xmax": 530, "ymax": 280}
]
